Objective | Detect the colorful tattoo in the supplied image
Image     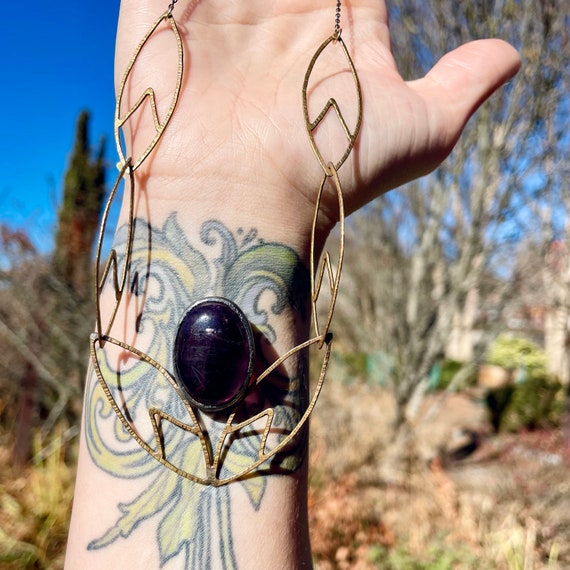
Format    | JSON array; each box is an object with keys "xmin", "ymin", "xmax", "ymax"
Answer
[{"xmin": 85, "ymin": 214, "xmax": 309, "ymax": 567}]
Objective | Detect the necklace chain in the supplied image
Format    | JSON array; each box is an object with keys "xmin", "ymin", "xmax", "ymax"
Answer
[
  {"xmin": 167, "ymin": 0, "xmax": 179, "ymax": 16},
  {"xmin": 334, "ymin": 0, "xmax": 342, "ymax": 37}
]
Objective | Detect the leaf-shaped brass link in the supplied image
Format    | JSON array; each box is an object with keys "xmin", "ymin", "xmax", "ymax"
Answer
[
  {"xmin": 94, "ymin": 160, "xmax": 135, "ymax": 340},
  {"xmin": 114, "ymin": 11, "xmax": 184, "ymax": 172},
  {"xmin": 90, "ymin": 5, "xmax": 361, "ymax": 486},
  {"xmin": 90, "ymin": 333, "xmax": 213, "ymax": 484},
  {"xmin": 302, "ymin": 34, "xmax": 362, "ymax": 174},
  {"xmin": 310, "ymin": 165, "xmax": 345, "ymax": 347},
  {"xmin": 91, "ymin": 332, "xmax": 332, "ymax": 486}
]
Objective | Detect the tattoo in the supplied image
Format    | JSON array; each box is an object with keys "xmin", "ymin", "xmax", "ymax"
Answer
[{"xmin": 85, "ymin": 215, "xmax": 309, "ymax": 568}]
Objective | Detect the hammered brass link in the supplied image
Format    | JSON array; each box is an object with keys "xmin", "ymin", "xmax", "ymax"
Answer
[
  {"xmin": 310, "ymin": 164, "xmax": 345, "ymax": 348},
  {"xmin": 94, "ymin": 159, "xmax": 135, "ymax": 340},
  {"xmin": 114, "ymin": 11, "xmax": 184, "ymax": 172},
  {"xmin": 90, "ymin": 334, "xmax": 214, "ymax": 485},
  {"xmin": 302, "ymin": 33, "xmax": 362, "ymax": 174},
  {"xmin": 96, "ymin": 8, "xmax": 184, "ymax": 340},
  {"xmin": 90, "ymin": 331, "xmax": 332, "ymax": 485},
  {"xmin": 304, "ymin": 26, "xmax": 361, "ymax": 351},
  {"xmin": 91, "ymin": 4, "xmax": 361, "ymax": 486}
]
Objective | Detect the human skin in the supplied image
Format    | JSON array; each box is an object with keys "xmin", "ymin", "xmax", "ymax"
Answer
[{"xmin": 65, "ymin": 1, "xmax": 520, "ymax": 568}]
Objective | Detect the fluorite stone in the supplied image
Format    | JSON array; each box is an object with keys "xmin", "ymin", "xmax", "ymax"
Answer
[{"xmin": 173, "ymin": 297, "xmax": 255, "ymax": 412}]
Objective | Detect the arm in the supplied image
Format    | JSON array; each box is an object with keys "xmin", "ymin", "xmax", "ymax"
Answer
[{"xmin": 65, "ymin": 1, "xmax": 520, "ymax": 568}]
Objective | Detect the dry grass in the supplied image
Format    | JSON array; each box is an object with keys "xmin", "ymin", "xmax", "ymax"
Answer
[
  {"xmin": 0, "ymin": 383, "xmax": 568, "ymax": 569},
  {"xmin": 309, "ymin": 382, "xmax": 570, "ymax": 569},
  {"xmin": 0, "ymin": 426, "xmax": 76, "ymax": 569}
]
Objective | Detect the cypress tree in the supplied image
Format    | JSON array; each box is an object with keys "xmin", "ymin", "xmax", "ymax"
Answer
[{"xmin": 52, "ymin": 110, "xmax": 106, "ymax": 295}]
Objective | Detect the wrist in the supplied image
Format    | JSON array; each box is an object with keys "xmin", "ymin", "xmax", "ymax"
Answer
[
  {"xmin": 117, "ymin": 165, "xmax": 334, "ymax": 264},
  {"xmin": 100, "ymin": 198, "xmax": 314, "ymax": 466},
  {"xmin": 72, "ymin": 206, "xmax": 314, "ymax": 565}
]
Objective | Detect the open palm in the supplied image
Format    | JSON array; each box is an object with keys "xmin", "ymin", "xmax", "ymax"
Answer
[{"xmin": 115, "ymin": 0, "xmax": 520, "ymax": 240}]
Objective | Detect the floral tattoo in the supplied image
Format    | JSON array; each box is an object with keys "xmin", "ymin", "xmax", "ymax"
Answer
[{"xmin": 86, "ymin": 214, "xmax": 310, "ymax": 567}]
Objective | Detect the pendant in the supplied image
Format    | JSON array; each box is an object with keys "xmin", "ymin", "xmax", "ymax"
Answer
[{"xmin": 173, "ymin": 297, "xmax": 255, "ymax": 413}]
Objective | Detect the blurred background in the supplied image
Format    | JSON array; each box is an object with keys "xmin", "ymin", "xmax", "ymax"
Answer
[{"xmin": 1, "ymin": 1, "xmax": 569, "ymax": 568}]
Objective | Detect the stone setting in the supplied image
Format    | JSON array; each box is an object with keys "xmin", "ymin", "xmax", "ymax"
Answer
[{"xmin": 173, "ymin": 297, "xmax": 255, "ymax": 413}]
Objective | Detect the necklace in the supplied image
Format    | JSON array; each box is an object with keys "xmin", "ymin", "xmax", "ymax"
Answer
[{"xmin": 91, "ymin": 0, "xmax": 362, "ymax": 486}]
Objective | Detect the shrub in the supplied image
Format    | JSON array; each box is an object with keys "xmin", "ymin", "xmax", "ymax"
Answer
[
  {"xmin": 343, "ymin": 351, "xmax": 368, "ymax": 380},
  {"xmin": 484, "ymin": 336, "xmax": 565, "ymax": 432},
  {"xmin": 436, "ymin": 359, "xmax": 464, "ymax": 390},
  {"xmin": 486, "ymin": 335, "xmax": 547, "ymax": 375},
  {"xmin": 498, "ymin": 371, "xmax": 565, "ymax": 432},
  {"xmin": 0, "ymin": 426, "xmax": 76, "ymax": 569},
  {"xmin": 368, "ymin": 539, "xmax": 478, "ymax": 569},
  {"xmin": 486, "ymin": 384, "xmax": 516, "ymax": 432},
  {"xmin": 429, "ymin": 359, "xmax": 476, "ymax": 391}
]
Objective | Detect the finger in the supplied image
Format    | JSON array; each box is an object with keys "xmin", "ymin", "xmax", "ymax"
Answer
[{"xmin": 412, "ymin": 38, "xmax": 521, "ymax": 163}]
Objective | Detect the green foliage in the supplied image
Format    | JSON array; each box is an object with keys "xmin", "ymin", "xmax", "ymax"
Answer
[
  {"xmin": 343, "ymin": 352, "xmax": 368, "ymax": 379},
  {"xmin": 487, "ymin": 335, "xmax": 547, "ymax": 374},
  {"xmin": 0, "ymin": 427, "xmax": 76, "ymax": 569},
  {"xmin": 429, "ymin": 359, "xmax": 477, "ymax": 391},
  {"xmin": 486, "ymin": 384, "xmax": 516, "ymax": 432},
  {"xmin": 368, "ymin": 538, "xmax": 478, "ymax": 569},
  {"xmin": 484, "ymin": 336, "xmax": 564, "ymax": 431},
  {"xmin": 330, "ymin": 351, "xmax": 395, "ymax": 385},
  {"xmin": 61, "ymin": 111, "xmax": 106, "ymax": 219},
  {"xmin": 498, "ymin": 371, "xmax": 565, "ymax": 432},
  {"xmin": 52, "ymin": 110, "xmax": 106, "ymax": 293},
  {"xmin": 435, "ymin": 359, "xmax": 463, "ymax": 390}
]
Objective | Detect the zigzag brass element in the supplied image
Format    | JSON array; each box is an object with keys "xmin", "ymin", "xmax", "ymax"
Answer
[
  {"xmin": 302, "ymin": 33, "xmax": 362, "ymax": 173},
  {"xmin": 90, "ymin": 333, "xmax": 332, "ymax": 485},
  {"xmin": 310, "ymin": 167, "xmax": 345, "ymax": 348},
  {"xmin": 115, "ymin": 10, "xmax": 184, "ymax": 172},
  {"xmin": 94, "ymin": 160, "xmax": 135, "ymax": 340},
  {"xmin": 303, "ymin": 32, "xmax": 362, "ymax": 347},
  {"xmin": 90, "ymin": 334, "xmax": 211, "ymax": 484},
  {"xmin": 95, "ymin": 8, "xmax": 184, "ymax": 340},
  {"xmin": 91, "ymin": 11, "xmax": 361, "ymax": 485}
]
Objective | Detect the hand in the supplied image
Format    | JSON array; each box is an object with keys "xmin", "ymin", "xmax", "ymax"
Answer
[
  {"xmin": 67, "ymin": 7, "xmax": 520, "ymax": 566},
  {"xmin": 115, "ymin": 0, "xmax": 520, "ymax": 241}
]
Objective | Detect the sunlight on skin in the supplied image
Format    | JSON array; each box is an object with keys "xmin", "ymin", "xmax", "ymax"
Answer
[{"xmin": 66, "ymin": 1, "xmax": 520, "ymax": 568}]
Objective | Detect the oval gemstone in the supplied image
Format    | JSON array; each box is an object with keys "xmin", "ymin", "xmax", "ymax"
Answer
[{"xmin": 173, "ymin": 297, "xmax": 254, "ymax": 412}]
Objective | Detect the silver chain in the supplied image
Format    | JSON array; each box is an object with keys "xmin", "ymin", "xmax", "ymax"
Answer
[
  {"xmin": 167, "ymin": 0, "xmax": 179, "ymax": 16},
  {"xmin": 334, "ymin": 0, "xmax": 342, "ymax": 37}
]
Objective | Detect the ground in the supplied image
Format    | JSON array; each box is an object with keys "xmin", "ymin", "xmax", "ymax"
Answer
[
  {"xmin": 0, "ymin": 382, "xmax": 568, "ymax": 568},
  {"xmin": 309, "ymin": 382, "xmax": 570, "ymax": 569}
]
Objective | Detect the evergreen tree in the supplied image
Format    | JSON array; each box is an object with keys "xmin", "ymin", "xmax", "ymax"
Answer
[
  {"xmin": 6, "ymin": 112, "xmax": 107, "ymax": 465},
  {"xmin": 52, "ymin": 110, "xmax": 106, "ymax": 295}
]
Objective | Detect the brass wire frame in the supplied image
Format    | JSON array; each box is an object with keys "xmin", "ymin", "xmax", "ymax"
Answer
[
  {"xmin": 94, "ymin": 9, "xmax": 183, "ymax": 342},
  {"xmin": 114, "ymin": 10, "xmax": 184, "ymax": 173},
  {"xmin": 94, "ymin": 159, "xmax": 134, "ymax": 340},
  {"xmin": 91, "ymin": 6, "xmax": 362, "ymax": 486}
]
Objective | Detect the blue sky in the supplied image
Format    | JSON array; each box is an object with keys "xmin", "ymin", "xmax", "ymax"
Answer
[{"xmin": 0, "ymin": 1, "xmax": 119, "ymax": 251}]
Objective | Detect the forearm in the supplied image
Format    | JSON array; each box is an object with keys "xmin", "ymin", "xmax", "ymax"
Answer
[
  {"xmin": 64, "ymin": 0, "xmax": 521, "ymax": 563},
  {"xmin": 66, "ymin": 199, "xmax": 315, "ymax": 569}
]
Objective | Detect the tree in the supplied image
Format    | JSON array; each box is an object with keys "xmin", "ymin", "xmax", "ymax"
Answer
[
  {"xmin": 333, "ymin": 0, "xmax": 570, "ymax": 450},
  {"xmin": 49, "ymin": 111, "xmax": 106, "ymax": 395},
  {"xmin": 0, "ymin": 111, "xmax": 106, "ymax": 465},
  {"xmin": 53, "ymin": 110, "xmax": 106, "ymax": 295}
]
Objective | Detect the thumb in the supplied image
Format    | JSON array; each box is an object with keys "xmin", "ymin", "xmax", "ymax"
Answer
[{"xmin": 414, "ymin": 38, "xmax": 521, "ymax": 155}]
